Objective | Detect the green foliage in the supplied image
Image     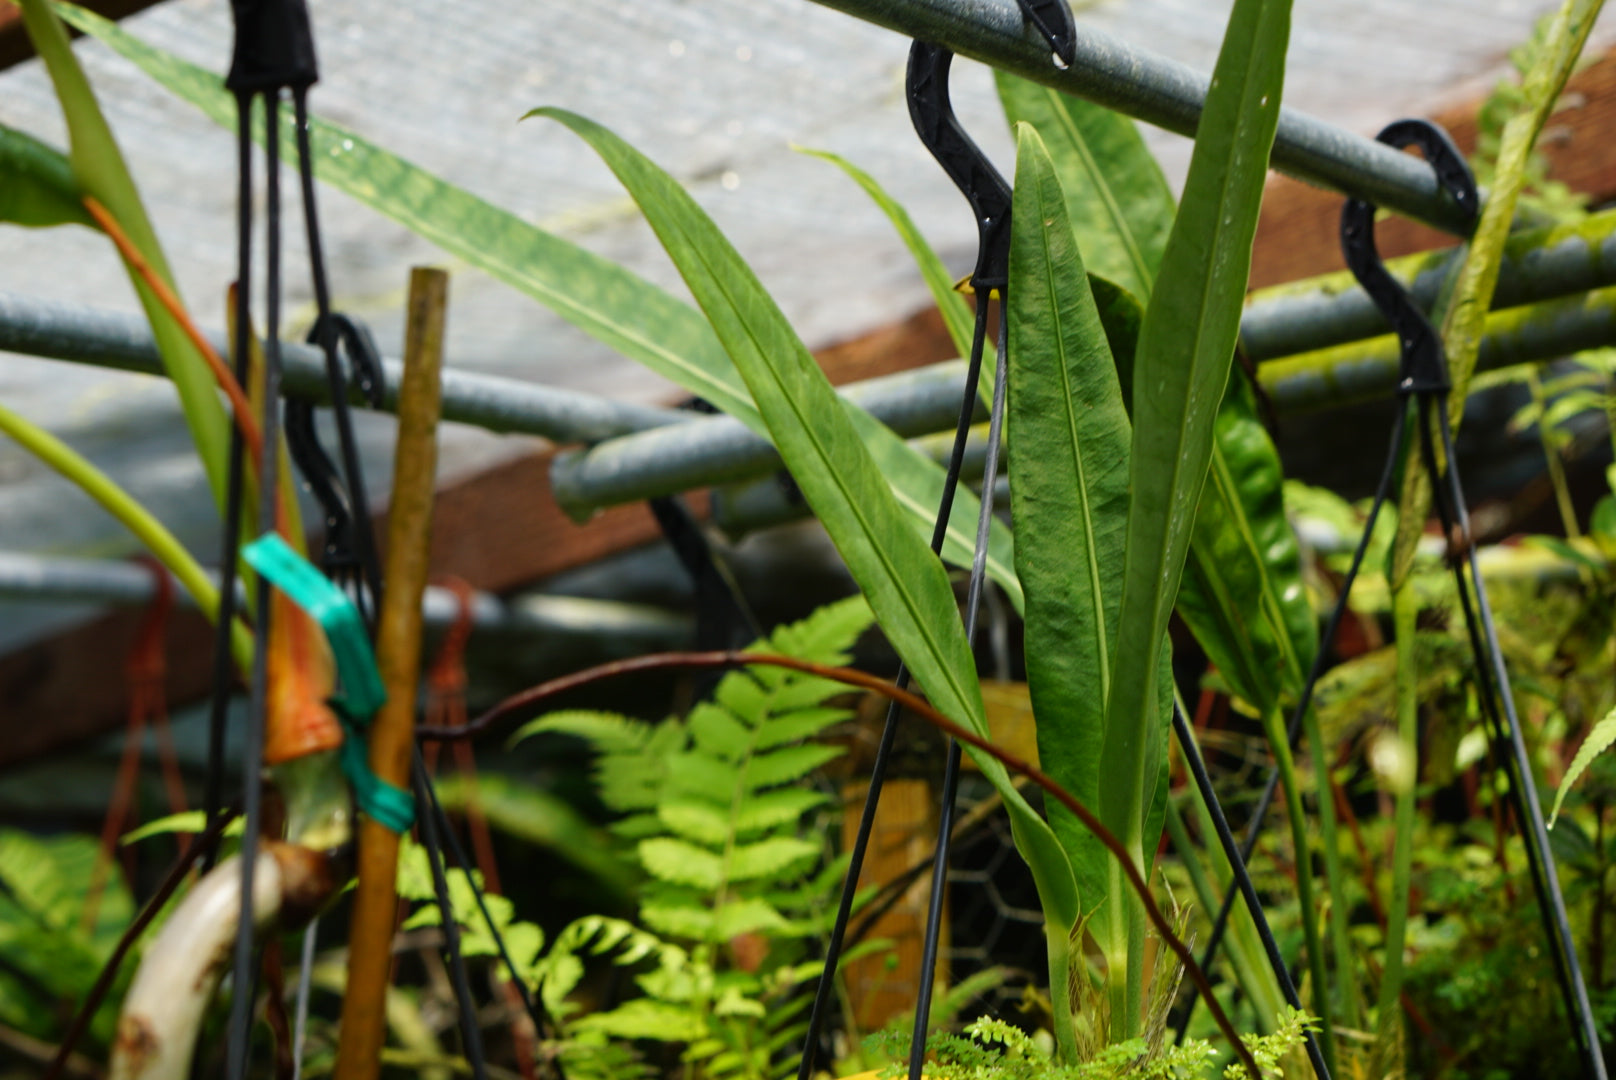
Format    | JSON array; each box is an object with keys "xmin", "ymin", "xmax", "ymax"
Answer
[
  {"xmin": 0, "ymin": 123, "xmax": 93, "ymax": 228},
  {"xmin": 0, "ymin": 830, "xmax": 134, "ymax": 1047},
  {"xmin": 527, "ymin": 106, "xmax": 1086, "ymax": 1046},
  {"xmin": 486, "ymin": 598, "xmax": 877, "ymax": 1079},
  {"xmin": 864, "ymin": 1008, "xmax": 1314, "ymax": 1080},
  {"xmin": 1472, "ymin": 12, "xmax": 1591, "ymax": 225}
]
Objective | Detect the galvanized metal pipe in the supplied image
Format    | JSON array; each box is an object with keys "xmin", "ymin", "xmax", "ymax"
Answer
[
  {"xmin": 550, "ymin": 360, "xmax": 983, "ymax": 516},
  {"xmin": 1262, "ymin": 284, "xmax": 1616, "ymax": 413},
  {"xmin": 0, "ymin": 291, "xmax": 686, "ymax": 444},
  {"xmin": 554, "ymin": 288, "xmax": 1616, "ymax": 517},
  {"xmin": 0, "ymin": 551, "xmax": 691, "ymax": 646},
  {"xmin": 1242, "ymin": 209, "xmax": 1616, "ymax": 362},
  {"xmin": 802, "ymin": 0, "xmax": 1474, "ymax": 234}
]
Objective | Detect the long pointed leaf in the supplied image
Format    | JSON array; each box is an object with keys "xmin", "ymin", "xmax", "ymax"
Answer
[
  {"xmin": 1006, "ymin": 124, "xmax": 1131, "ymax": 919},
  {"xmin": 995, "ymin": 72, "xmax": 1174, "ymax": 301},
  {"xmin": 1099, "ymin": 0, "xmax": 1292, "ymax": 1035},
  {"xmin": 532, "ymin": 107, "xmax": 1077, "ymax": 937},
  {"xmin": 1103, "ymin": 0, "xmax": 1291, "ymax": 873}
]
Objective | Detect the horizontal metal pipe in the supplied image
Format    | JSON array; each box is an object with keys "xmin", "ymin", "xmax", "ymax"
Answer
[
  {"xmin": 0, "ymin": 292, "xmax": 686, "ymax": 445},
  {"xmin": 804, "ymin": 0, "xmax": 1473, "ymax": 234},
  {"xmin": 549, "ymin": 360, "xmax": 985, "ymax": 518},
  {"xmin": 569, "ymin": 289, "xmax": 1616, "ymax": 518},
  {"xmin": 1241, "ymin": 210, "xmax": 1616, "ymax": 362},
  {"xmin": 712, "ymin": 425, "xmax": 996, "ymax": 535},
  {"xmin": 1261, "ymin": 283, "xmax": 1616, "ymax": 413},
  {"xmin": 0, "ymin": 551, "xmax": 691, "ymax": 646}
]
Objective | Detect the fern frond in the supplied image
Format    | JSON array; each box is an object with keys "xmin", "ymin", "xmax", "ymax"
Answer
[
  {"xmin": 510, "ymin": 709, "xmax": 653, "ymax": 753},
  {"xmin": 640, "ymin": 837, "xmax": 725, "ymax": 889},
  {"xmin": 689, "ymin": 702, "xmax": 754, "ymax": 760},
  {"xmin": 727, "ymin": 836, "xmax": 820, "ymax": 883},
  {"xmin": 571, "ymin": 998, "xmax": 707, "ymax": 1041},
  {"xmin": 664, "ymin": 750, "xmax": 742, "ymax": 799},
  {"xmin": 731, "ymin": 788, "xmax": 830, "ymax": 836},
  {"xmin": 658, "ymin": 798, "xmax": 734, "ymax": 847},
  {"xmin": 750, "ymin": 706, "xmax": 855, "ymax": 750},
  {"xmin": 740, "ymin": 743, "xmax": 843, "ymax": 791}
]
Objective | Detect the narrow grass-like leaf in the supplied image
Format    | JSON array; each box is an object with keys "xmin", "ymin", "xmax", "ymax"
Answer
[
  {"xmin": 1006, "ymin": 124, "xmax": 1132, "ymax": 923},
  {"xmin": 1552, "ymin": 704, "xmax": 1616, "ymax": 824},
  {"xmin": 995, "ymin": 73, "xmax": 1173, "ymax": 300},
  {"xmin": 531, "ymin": 107, "xmax": 1078, "ymax": 937},
  {"xmin": 0, "ymin": 124, "xmax": 93, "ymax": 228},
  {"xmin": 798, "ymin": 146, "xmax": 975, "ymax": 359},
  {"xmin": 25, "ymin": 0, "xmax": 229, "ymax": 503},
  {"xmin": 1100, "ymin": 0, "xmax": 1291, "ymax": 1035},
  {"xmin": 799, "ymin": 148, "xmax": 1023, "ymax": 611}
]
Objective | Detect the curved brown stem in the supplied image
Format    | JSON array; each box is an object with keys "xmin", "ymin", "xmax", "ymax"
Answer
[{"xmin": 420, "ymin": 650, "xmax": 1264, "ymax": 1079}]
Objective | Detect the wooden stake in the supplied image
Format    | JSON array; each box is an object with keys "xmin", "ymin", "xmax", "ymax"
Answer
[{"xmin": 334, "ymin": 267, "xmax": 448, "ymax": 1080}]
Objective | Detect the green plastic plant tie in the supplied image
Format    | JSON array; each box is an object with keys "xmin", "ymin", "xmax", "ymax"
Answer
[
  {"xmin": 242, "ymin": 533, "xmax": 386, "ymax": 717},
  {"xmin": 338, "ymin": 731, "xmax": 414, "ymax": 834},
  {"xmin": 241, "ymin": 532, "xmax": 413, "ymax": 832}
]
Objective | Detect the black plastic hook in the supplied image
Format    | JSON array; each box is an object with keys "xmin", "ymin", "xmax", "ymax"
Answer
[
  {"xmin": 285, "ymin": 313, "xmax": 385, "ymax": 587},
  {"xmin": 907, "ymin": 42, "xmax": 1014, "ymax": 292},
  {"xmin": 1015, "ymin": 0, "xmax": 1078, "ymax": 69},
  {"xmin": 1339, "ymin": 119, "xmax": 1478, "ymax": 397}
]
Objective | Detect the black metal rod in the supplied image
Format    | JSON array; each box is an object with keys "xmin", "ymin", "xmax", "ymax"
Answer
[
  {"xmin": 1175, "ymin": 405, "xmax": 1408, "ymax": 1043},
  {"xmin": 1428, "ymin": 404, "xmax": 1608, "ymax": 1080},
  {"xmin": 908, "ymin": 310, "xmax": 1010, "ymax": 1080},
  {"xmin": 1172, "ymin": 702, "xmax": 1331, "ymax": 1080},
  {"xmin": 414, "ymin": 767, "xmax": 490, "ymax": 1080},
  {"xmin": 226, "ymin": 89, "xmax": 283, "ymax": 1080},
  {"xmin": 795, "ymin": 297, "xmax": 993, "ymax": 1080},
  {"xmin": 414, "ymin": 744, "xmax": 569, "ymax": 1080}
]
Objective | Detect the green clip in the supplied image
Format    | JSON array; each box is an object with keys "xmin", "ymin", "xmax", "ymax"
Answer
[
  {"xmin": 341, "ymin": 734, "xmax": 416, "ymax": 834},
  {"xmin": 242, "ymin": 533, "xmax": 413, "ymax": 833},
  {"xmin": 242, "ymin": 533, "xmax": 387, "ymax": 720}
]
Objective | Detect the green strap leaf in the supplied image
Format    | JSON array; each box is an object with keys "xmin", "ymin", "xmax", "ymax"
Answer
[
  {"xmin": 531, "ymin": 106, "xmax": 1077, "ymax": 934},
  {"xmin": 1006, "ymin": 123, "xmax": 1132, "ymax": 919},
  {"xmin": 798, "ymin": 146, "xmax": 976, "ymax": 358},
  {"xmin": 0, "ymin": 124, "xmax": 93, "ymax": 229},
  {"xmin": 995, "ymin": 72, "xmax": 1174, "ymax": 301},
  {"xmin": 1093, "ymin": 0, "xmax": 1291, "ymax": 1036},
  {"xmin": 1103, "ymin": 0, "xmax": 1292, "ymax": 869}
]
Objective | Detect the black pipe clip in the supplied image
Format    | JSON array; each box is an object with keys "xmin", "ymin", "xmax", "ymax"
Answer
[{"xmin": 1339, "ymin": 119, "xmax": 1478, "ymax": 398}]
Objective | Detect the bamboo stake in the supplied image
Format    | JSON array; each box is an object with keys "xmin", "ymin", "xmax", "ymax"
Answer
[{"xmin": 334, "ymin": 267, "xmax": 448, "ymax": 1080}]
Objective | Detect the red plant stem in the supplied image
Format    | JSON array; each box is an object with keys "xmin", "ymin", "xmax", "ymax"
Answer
[
  {"xmin": 82, "ymin": 196, "xmax": 263, "ymax": 468},
  {"xmin": 421, "ymin": 649, "xmax": 1265, "ymax": 1080}
]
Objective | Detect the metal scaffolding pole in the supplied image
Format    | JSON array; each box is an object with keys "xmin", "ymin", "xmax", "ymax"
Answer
[
  {"xmin": 0, "ymin": 550, "xmax": 692, "ymax": 647},
  {"xmin": 802, "ymin": 0, "xmax": 1474, "ymax": 234},
  {"xmin": 551, "ymin": 288, "xmax": 1616, "ymax": 517},
  {"xmin": 1241, "ymin": 209, "xmax": 1616, "ymax": 362},
  {"xmin": 0, "ymin": 291, "xmax": 686, "ymax": 446}
]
